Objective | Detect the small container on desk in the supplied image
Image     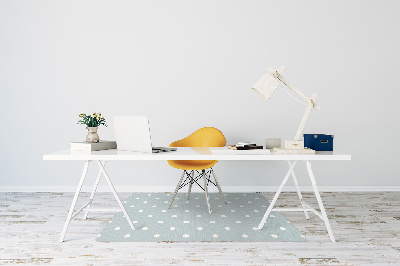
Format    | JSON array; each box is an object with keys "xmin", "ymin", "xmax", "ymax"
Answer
[
  {"xmin": 304, "ymin": 134, "xmax": 334, "ymax": 151},
  {"xmin": 265, "ymin": 138, "xmax": 281, "ymax": 149}
]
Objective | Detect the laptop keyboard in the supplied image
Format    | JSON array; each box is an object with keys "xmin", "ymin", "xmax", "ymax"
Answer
[{"xmin": 152, "ymin": 147, "xmax": 177, "ymax": 153}]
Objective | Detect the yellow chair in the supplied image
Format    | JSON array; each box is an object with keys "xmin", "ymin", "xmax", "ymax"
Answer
[{"xmin": 168, "ymin": 127, "xmax": 227, "ymax": 214}]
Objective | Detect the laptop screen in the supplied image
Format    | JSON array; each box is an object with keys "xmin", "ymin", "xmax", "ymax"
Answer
[{"xmin": 113, "ymin": 116, "xmax": 153, "ymax": 153}]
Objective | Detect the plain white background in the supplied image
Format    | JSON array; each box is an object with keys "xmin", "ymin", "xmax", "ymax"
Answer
[{"xmin": 0, "ymin": 0, "xmax": 399, "ymax": 190}]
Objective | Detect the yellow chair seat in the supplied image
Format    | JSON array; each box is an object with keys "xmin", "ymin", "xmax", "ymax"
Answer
[
  {"xmin": 168, "ymin": 160, "xmax": 218, "ymax": 171},
  {"xmin": 167, "ymin": 127, "xmax": 226, "ymax": 170}
]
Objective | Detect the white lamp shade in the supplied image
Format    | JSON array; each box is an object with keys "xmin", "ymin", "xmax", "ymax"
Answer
[{"xmin": 252, "ymin": 73, "xmax": 280, "ymax": 101}]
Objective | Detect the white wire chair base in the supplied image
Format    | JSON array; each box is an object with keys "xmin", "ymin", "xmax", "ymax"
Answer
[{"xmin": 168, "ymin": 168, "xmax": 227, "ymax": 214}]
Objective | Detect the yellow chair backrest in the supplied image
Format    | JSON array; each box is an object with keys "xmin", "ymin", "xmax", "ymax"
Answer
[{"xmin": 170, "ymin": 127, "xmax": 226, "ymax": 148}]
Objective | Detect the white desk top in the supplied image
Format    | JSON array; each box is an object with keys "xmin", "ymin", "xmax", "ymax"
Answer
[{"xmin": 43, "ymin": 147, "xmax": 351, "ymax": 161}]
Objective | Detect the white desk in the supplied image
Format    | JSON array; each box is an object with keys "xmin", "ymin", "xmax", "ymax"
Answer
[{"xmin": 43, "ymin": 148, "xmax": 351, "ymax": 242}]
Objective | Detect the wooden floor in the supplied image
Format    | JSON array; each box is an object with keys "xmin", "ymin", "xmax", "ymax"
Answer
[{"xmin": 0, "ymin": 191, "xmax": 399, "ymax": 265}]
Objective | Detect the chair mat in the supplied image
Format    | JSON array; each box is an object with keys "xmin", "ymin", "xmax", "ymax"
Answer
[{"xmin": 96, "ymin": 192, "xmax": 307, "ymax": 242}]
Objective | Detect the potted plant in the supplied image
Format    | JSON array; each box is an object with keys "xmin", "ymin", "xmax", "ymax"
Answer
[{"xmin": 77, "ymin": 112, "xmax": 107, "ymax": 143}]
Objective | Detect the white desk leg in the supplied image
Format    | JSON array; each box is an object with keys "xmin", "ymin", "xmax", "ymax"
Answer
[
  {"xmin": 288, "ymin": 160, "xmax": 310, "ymax": 220},
  {"xmin": 59, "ymin": 160, "xmax": 90, "ymax": 242},
  {"xmin": 97, "ymin": 160, "xmax": 136, "ymax": 230},
  {"xmin": 306, "ymin": 160, "xmax": 336, "ymax": 243},
  {"xmin": 257, "ymin": 160, "xmax": 297, "ymax": 230},
  {"xmin": 83, "ymin": 161, "xmax": 106, "ymax": 219}
]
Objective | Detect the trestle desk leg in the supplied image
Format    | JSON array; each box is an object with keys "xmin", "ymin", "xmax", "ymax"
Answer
[
  {"xmin": 288, "ymin": 160, "xmax": 310, "ymax": 220},
  {"xmin": 97, "ymin": 160, "xmax": 135, "ymax": 230},
  {"xmin": 59, "ymin": 160, "xmax": 89, "ymax": 242},
  {"xmin": 83, "ymin": 161, "xmax": 106, "ymax": 219},
  {"xmin": 306, "ymin": 160, "xmax": 335, "ymax": 242},
  {"xmin": 257, "ymin": 160, "xmax": 297, "ymax": 230}
]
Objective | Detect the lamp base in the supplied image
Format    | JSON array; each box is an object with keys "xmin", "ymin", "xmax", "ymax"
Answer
[
  {"xmin": 273, "ymin": 147, "xmax": 315, "ymax": 154},
  {"xmin": 285, "ymin": 140, "xmax": 304, "ymax": 149}
]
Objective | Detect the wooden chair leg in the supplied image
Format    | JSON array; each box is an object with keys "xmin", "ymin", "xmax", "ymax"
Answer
[
  {"xmin": 211, "ymin": 168, "xmax": 227, "ymax": 204},
  {"xmin": 169, "ymin": 170, "xmax": 186, "ymax": 209},
  {"xmin": 187, "ymin": 171, "xmax": 194, "ymax": 200},
  {"xmin": 203, "ymin": 169, "xmax": 212, "ymax": 214}
]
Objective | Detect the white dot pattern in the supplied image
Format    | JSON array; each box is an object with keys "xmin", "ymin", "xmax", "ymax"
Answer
[{"xmin": 96, "ymin": 193, "xmax": 305, "ymax": 242}]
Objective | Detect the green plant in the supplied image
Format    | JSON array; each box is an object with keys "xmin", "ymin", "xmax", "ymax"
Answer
[{"xmin": 77, "ymin": 112, "xmax": 107, "ymax": 127}]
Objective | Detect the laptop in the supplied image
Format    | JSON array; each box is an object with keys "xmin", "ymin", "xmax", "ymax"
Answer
[{"xmin": 113, "ymin": 116, "xmax": 177, "ymax": 153}]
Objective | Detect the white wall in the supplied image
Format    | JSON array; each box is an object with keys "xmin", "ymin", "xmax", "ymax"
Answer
[{"xmin": 1, "ymin": 0, "xmax": 399, "ymax": 190}]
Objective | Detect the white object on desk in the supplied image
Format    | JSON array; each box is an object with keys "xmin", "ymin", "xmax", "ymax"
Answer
[
  {"xmin": 265, "ymin": 138, "xmax": 281, "ymax": 149},
  {"xmin": 273, "ymin": 147, "xmax": 315, "ymax": 154},
  {"xmin": 113, "ymin": 116, "xmax": 176, "ymax": 153},
  {"xmin": 70, "ymin": 140, "xmax": 117, "ymax": 151},
  {"xmin": 211, "ymin": 147, "xmax": 270, "ymax": 155},
  {"xmin": 44, "ymin": 147, "xmax": 350, "ymax": 242},
  {"xmin": 114, "ymin": 116, "xmax": 153, "ymax": 153}
]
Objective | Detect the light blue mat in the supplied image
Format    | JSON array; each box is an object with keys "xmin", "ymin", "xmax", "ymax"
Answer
[{"xmin": 96, "ymin": 193, "xmax": 306, "ymax": 242}]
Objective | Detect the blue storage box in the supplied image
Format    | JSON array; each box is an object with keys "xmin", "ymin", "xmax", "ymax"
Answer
[{"xmin": 304, "ymin": 134, "xmax": 334, "ymax": 151}]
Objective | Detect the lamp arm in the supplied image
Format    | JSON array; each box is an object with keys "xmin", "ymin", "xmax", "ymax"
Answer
[
  {"xmin": 273, "ymin": 72, "xmax": 320, "ymax": 111},
  {"xmin": 264, "ymin": 66, "xmax": 320, "ymax": 141},
  {"xmin": 294, "ymin": 93, "xmax": 317, "ymax": 140}
]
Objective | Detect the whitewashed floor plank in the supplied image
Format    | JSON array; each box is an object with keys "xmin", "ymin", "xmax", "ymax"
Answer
[{"xmin": 0, "ymin": 192, "xmax": 399, "ymax": 265}]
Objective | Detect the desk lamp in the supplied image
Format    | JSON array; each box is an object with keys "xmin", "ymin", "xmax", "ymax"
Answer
[{"xmin": 252, "ymin": 66, "xmax": 319, "ymax": 154}]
